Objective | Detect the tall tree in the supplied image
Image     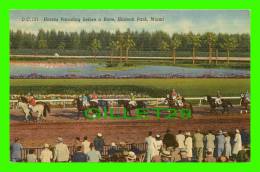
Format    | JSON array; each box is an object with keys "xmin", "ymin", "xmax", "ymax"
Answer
[
  {"xmin": 220, "ymin": 35, "xmax": 238, "ymax": 64},
  {"xmin": 124, "ymin": 33, "xmax": 135, "ymax": 62},
  {"xmin": 90, "ymin": 38, "xmax": 101, "ymax": 61},
  {"xmin": 108, "ymin": 40, "xmax": 118, "ymax": 63},
  {"xmin": 205, "ymin": 32, "xmax": 217, "ymax": 64},
  {"xmin": 189, "ymin": 32, "xmax": 201, "ymax": 64},
  {"xmin": 171, "ymin": 33, "xmax": 182, "ymax": 64}
]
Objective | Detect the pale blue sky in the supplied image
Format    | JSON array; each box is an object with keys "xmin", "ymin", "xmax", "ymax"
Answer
[{"xmin": 10, "ymin": 10, "xmax": 250, "ymax": 34}]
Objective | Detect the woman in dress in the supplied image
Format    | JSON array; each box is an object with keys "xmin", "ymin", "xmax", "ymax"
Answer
[{"xmin": 223, "ymin": 132, "xmax": 232, "ymax": 159}]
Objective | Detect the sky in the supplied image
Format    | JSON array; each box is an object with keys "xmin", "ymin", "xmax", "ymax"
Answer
[{"xmin": 10, "ymin": 10, "xmax": 250, "ymax": 34}]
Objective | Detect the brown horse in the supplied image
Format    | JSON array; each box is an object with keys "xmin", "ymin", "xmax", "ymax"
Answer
[
  {"xmin": 164, "ymin": 95, "xmax": 193, "ymax": 116},
  {"xmin": 240, "ymin": 94, "xmax": 250, "ymax": 114}
]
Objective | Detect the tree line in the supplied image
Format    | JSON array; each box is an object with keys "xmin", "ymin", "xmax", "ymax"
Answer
[{"xmin": 10, "ymin": 29, "xmax": 250, "ymax": 64}]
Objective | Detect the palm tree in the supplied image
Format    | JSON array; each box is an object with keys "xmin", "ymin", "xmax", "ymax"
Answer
[
  {"xmin": 220, "ymin": 35, "xmax": 238, "ymax": 64},
  {"xmin": 124, "ymin": 34, "xmax": 135, "ymax": 62},
  {"xmin": 206, "ymin": 32, "xmax": 216, "ymax": 64},
  {"xmin": 90, "ymin": 38, "xmax": 101, "ymax": 61},
  {"xmin": 171, "ymin": 34, "xmax": 182, "ymax": 64},
  {"xmin": 109, "ymin": 41, "xmax": 117, "ymax": 64},
  {"xmin": 189, "ymin": 33, "xmax": 201, "ymax": 64}
]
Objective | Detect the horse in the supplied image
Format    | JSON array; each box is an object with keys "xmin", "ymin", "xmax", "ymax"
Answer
[
  {"xmin": 240, "ymin": 94, "xmax": 250, "ymax": 114},
  {"xmin": 164, "ymin": 95, "xmax": 193, "ymax": 115},
  {"xmin": 73, "ymin": 97, "xmax": 109, "ymax": 119},
  {"xmin": 117, "ymin": 100, "xmax": 147, "ymax": 116},
  {"xmin": 205, "ymin": 95, "xmax": 233, "ymax": 114},
  {"xmin": 17, "ymin": 96, "xmax": 50, "ymax": 122}
]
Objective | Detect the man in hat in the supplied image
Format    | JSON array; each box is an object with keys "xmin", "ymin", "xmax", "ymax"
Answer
[
  {"xmin": 204, "ymin": 130, "xmax": 215, "ymax": 153},
  {"xmin": 215, "ymin": 90, "xmax": 222, "ymax": 105},
  {"xmin": 82, "ymin": 136, "xmax": 91, "ymax": 154},
  {"xmin": 72, "ymin": 146, "xmax": 87, "ymax": 162},
  {"xmin": 154, "ymin": 134, "xmax": 163, "ymax": 156},
  {"xmin": 193, "ymin": 129, "xmax": 204, "ymax": 162},
  {"xmin": 40, "ymin": 143, "xmax": 53, "ymax": 162},
  {"xmin": 176, "ymin": 130, "xmax": 185, "ymax": 149},
  {"xmin": 53, "ymin": 137, "xmax": 70, "ymax": 162},
  {"xmin": 216, "ymin": 130, "xmax": 225, "ymax": 158},
  {"xmin": 108, "ymin": 142, "xmax": 118, "ymax": 159},
  {"xmin": 11, "ymin": 137, "xmax": 23, "ymax": 162},
  {"xmin": 126, "ymin": 151, "xmax": 137, "ymax": 162},
  {"xmin": 232, "ymin": 129, "xmax": 242, "ymax": 159},
  {"xmin": 86, "ymin": 143, "xmax": 102, "ymax": 162},
  {"xmin": 163, "ymin": 129, "xmax": 177, "ymax": 149},
  {"xmin": 184, "ymin": 132, "xmax": 193, "ymax": 160},
  {"xmin": 145, "ymin": 131, "xmax": 157, "ymax": 162},
  {"xmin": 93, "ymin": 133, "xmax": 105, "ymax": 154}
]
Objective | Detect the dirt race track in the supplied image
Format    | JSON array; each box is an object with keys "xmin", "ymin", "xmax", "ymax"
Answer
[{"xmin": 10, "ymin": 107, "xmax": 250, "ymax": 147}]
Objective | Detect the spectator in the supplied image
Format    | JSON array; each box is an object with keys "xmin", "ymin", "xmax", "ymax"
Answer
[
  {"xmin": 223, "ymin": 132, "xmax": 232, "ymax": 159},
  {"xmin": 108, "ymin": 142, "xmax": 118, "ymax": 158},
  {"xmin": 40, "ymin": 144, "xmax": 53, "ymax": 162},
  {"xmin": 204, "ymin": 149, "xmax": 216, "ymax": 162},
  {"xmin": 193, "ymin": 129, "xmax": 204, "ymax": 162},
  {"xmin": 177, "ymin": 149, "xmax": 190, "ymax": 162},
  {"xmin": 11, "ymin": 137, "xmax": 23, "ymax": 162},
  {"xmin": 72, "ymin": 146, "xmax": 87, "ymax": 162},
  {"xmin": 232, "ymin": 129, "xmax": 242, "ymax": 159},
  {"xmin": 86, "ymin": 143, "xmax": 102, "ymax": 162},
  {"xmin": 145, "ymin": 131, "xmax": 157, "ymax": 162},
  {"xmin": 236, "ymin": 145, "xmax": 250, "ymax": 162},
  {"xmin": 171, "ymin": 147, "xmax": 181, "ymax": 162},
  {"xmin": 184, "ymin": 132, "xmax": 193, "ymax": 160},
  {"xmin": 73, "ymin": 137, "xmax": 82, "ymax": 148},
  {"xmin": 216, "ymin": 130, "xmax": 225, "ymax": 158},
  {"xmin": 53, "ymin": 137, "xmax": 70, "ymax": 162},
  {"xmin": 161, "ymin": 150, "xmax": 172, "ymax": 162},
  {"xmin": 82, "ymin": 136, "xmax": 91, "ymax": 154},
  {"xmin": 126, "ymin": 151, "xmax": 136, "ymax": 162},
  {"xmin": 176, "ymin": 130, "xmax": 185, "ymax": 149},
  {"xmin": 204, "ymin": 130, "xmax": 215, "ymax": 152},
  {"xmin": 26, "ymin": 149, "xmax": 37, "ymax": 162},
  {"xmin": 240, "ymin": 129, "xmax": 250, "ymax": 146},
  {"xmin": 218, "ymin": 156, "xmax": 229, "ymax": 162},
  {"xmin": 154, "ymin": 134, "xmax": 163, "ymax": 156},
  {"xmin": 163, "ymin": 129, "xmax": 177, "ymax": 149},
  {"xmin": 130, "ymin": 143, "xmax": 142, "ymax": 155},
  {"xmin": 93, "ymin": 133, "xmax": 105, "ymax": 153}
]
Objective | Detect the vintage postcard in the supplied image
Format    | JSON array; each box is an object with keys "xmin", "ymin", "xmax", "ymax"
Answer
[{"xmin": 10, "ymin": 10, "xmax": 250, "ymax": 163}]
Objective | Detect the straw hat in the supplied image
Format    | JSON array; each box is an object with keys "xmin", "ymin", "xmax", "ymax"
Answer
[
  {"xmin": 97, "ymin": 133, "xmax": 102, "ymax": 137},
  {"xmin": 44, "ymin": 143, "xmax": 49, "ymax": 148},
  {"xmin": 57, "ymin": 137, "xmax": 63, "ymax": 142},
  {"xmin": 185, "ymin": 132, "xmax": 191, "ymax": 136},
  {"xmin": 236, "ymin": 129, "xmax": 240, "ymax": 133},
  {"xmin": 111, "ymin": 142, "xmax": 116, "ymax": 147},
  {"xmin": 156, "ymin": 134, "xmax": 160, "ymax": 138},
  {"xmin": 127, "ymin": 151, "xmax": 136, "ymax": 160}
]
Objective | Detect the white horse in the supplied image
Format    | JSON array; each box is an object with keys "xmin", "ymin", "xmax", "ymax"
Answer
[{"xmin": 17, "ymin": 97, "xmax": 50, "ymax": 121}]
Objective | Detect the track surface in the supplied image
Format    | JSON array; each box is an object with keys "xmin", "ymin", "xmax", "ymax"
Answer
[{"xmin": 10, "ymin": 107, "xmax": 250, "ymax": 147}]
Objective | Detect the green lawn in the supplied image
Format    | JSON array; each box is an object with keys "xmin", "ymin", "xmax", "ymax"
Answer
[{"xmin": 10, "ymin": 78, "xmax": 250, "ymax": 97}]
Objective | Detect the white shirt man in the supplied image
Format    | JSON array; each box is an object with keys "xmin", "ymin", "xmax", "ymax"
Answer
[
  {"xmin": 82, "ymin": 138, "xmax": 91, "ymax": 154},
  {"xmin": 205, "ymin": 132, "xmax": 215, "ymax": 151},
  {"xmin": 176, "ymin": 131, "xmax": 185, "ymax": 149},
  {"xmin": 233, "ymin": 129, "xmax": 242, "ymax": 155},
  {"xmin": 40, "ymin": 144, "xmax": 53, "ymax": 162},
  {"xmin": 53, "ymin": 137, "xmax": 70, "ymax": 162},
  {"xmin": 145, "ymin": 132, "xmax": 157, "ymax": 162},
  {"xmin": 184, "ymin": 132, "xmax": 193, "ymax": 159}
]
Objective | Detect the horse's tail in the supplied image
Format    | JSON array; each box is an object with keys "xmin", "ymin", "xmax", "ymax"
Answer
[{"xmin": 43, "ymin": 103, "xmax": 50, "ymax": 117}]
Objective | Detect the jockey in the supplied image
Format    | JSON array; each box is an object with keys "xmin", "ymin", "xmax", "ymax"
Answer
[
  {"xmin": 176, "ymin": 93, "xmax": 183, "ymax": 107},
  {"xmin": 245, "ymin": 90, "xmax": 250, "ymax": 102},
  {"xmin": 171, "ymin": 89, "xmax": 177, "ymax": 100},
  {"xmin": 82, "ymin": 93, "xmax": 90, "ymax": 107},
  {"xmin": 27, "ymin": 92, "xmax": 36, "ymax": 111},
  {"xmin": 129, "ymin": 92, "xmax": 137, "ymax": 106},
  {"xmin": 90, "ymin": 91, "xmax": 99, "ymax": 104},
  {"xmin": 215, "ymin": 90, "xmax": 222, "ymax": 105}
]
